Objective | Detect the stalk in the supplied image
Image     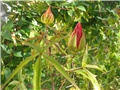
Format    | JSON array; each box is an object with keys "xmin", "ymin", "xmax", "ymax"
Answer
[{"xmin": 33, "ymin": 55, "xmax": 41, "ymax": 90}]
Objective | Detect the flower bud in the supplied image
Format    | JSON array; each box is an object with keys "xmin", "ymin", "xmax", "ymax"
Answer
[
  {"xmin": 41, "ymin": 6, "xmax": 54, "ymax": 25},
  {"xmin": 68, "ymin": 22, "xmax": 86, "ymax": 52}
]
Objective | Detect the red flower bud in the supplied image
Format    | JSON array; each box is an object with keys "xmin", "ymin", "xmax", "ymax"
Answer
[
  {"xmin": 41, "ymin": 6, "xmax": 54, "ymax": 25},
  {"xmin": 68, "ymin": 22, "xmax": 86, "ymax": 52}
]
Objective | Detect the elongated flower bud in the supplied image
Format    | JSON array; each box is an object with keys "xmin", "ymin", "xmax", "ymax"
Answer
[
  {"xmin": 41, "ymin": 6, "xmax": 54, "ymax": 25},
  {"xmin": 68, "ymin": 22, "xmax": 86, "ymax": 52}
]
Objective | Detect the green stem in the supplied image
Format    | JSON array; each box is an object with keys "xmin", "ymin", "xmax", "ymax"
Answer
[{"xmin": 33, "ymin": 55, "xmax": 41, "ymax": 90}]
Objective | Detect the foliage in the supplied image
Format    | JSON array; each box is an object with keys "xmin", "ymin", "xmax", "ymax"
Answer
[{"xmin": 1, "ymin": 1, "xmax": 120, "ymax": 90}]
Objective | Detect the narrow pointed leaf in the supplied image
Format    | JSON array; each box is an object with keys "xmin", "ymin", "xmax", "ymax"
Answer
[
  {"xmin": 82, "ymin": 44, "xmax": 88, "ymax": 67},
  {"xmin": 1, "ymin": 53, "xmax": 39, "ymax": 89},
  {"xmin": 84, "ymin": 68, "xmax": 101, "ymax": 90},
  {"xmin": 85, "ymin": 64, "xmax": 104, "ymax": 72},
  {"xmin": 74, "ymin": 68, "xmax": 101, "ymax": 90},
  {"xmin": 43, "ymin": 54, "xmax": 80, "ymax": 90}
]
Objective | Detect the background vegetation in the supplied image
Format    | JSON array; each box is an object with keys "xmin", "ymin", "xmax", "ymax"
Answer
[{"xmin": 1, "ymin": 1, "xmax": 120, "ymax": 90}]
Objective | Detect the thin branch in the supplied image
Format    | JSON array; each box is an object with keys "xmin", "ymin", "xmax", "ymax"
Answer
[
  {"xmin": 54, "ymin": 44, "xmax": 68, "ymax": 56},
  {"xmin": 59, "ymin": 79, "xmax": 66, "ymax": 90}
]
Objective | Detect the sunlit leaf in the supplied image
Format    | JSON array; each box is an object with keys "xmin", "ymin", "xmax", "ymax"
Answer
[
  {"xmin": 75, "ymin": 68, "xmax": 101, "ymax": 90},
  {"xmin": 67, "ymin": 9, "xmax": 74, "ymax": 17},
  {"xmin": 85, "ymin": 64, "xmax": 104, "ymax": 72},
  {"xmin": 77, "ymin": 6, "xmax": 86, "ymax": 12},
  {"xmin": 13, "ymin": 51, "xmax": 23, "ymax": 57},
  {"xmin": 82, "ymin": 44, "xmax": 88, "ymax": 67},
  {"xmin": 18, "ymin": 69, "xmax": 27, "ymax": 90},
  {"xmin": 43, "ymin": 54, "xmax": 80, "ymax": 90},
  {"xmin": 8, "ymin": 80, "xmax": 19, "ymax": 86},
  {"xmin": 84, "ymin": 68, "xmax": 101, "ymax": 90}
]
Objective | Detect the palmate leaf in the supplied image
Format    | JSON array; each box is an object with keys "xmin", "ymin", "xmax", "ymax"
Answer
[{"xmin": 43, "ymin": 54, "xmax": 80, "ymax": 90}]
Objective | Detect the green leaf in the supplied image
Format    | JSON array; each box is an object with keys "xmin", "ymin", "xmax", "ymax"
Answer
[
  {"xmin": 13, "ymin": 51, "xmax": 23, "ymax": 57},
  {"xmin": 74, "ymin": 69, "xmax": 88, "ymax": 79},
  {"xmin": 18, "ymin": 69, "xmax": 27, "ymax": 90},
  {"xmin": 43, "ymin": 54, "xmax": 80, "ymax": 90},
  {"xmin": 8, "ymin": 80, "xmax": 19, "ymax": 86},
  {"xmin": 4, "ymin": 67, "xmax": 11, "ymax": 79},
  {"xmin": 1, "ymin": 29, "xmax": 12, "ymax": 41},
  {"xmin": 1, "ymin": 53, "xmax": 39, "ymax": 90},
  {"xmin": 84, "ymin": 68, "xmax": 101, "ymax": 90},
  {"xmin": 85, "ymin": 64, "xmax": 104, "ymax": 72},
  {"xmin": 6, "ymin": 80, "xmax": 20, "ymax": 90},
  {"xmin": 1, "ymin": 45, "xmax": 12, "ymax": 54},
  {"xmin": 77, "ymin": 6, "xmax": 86, "ymax": 12},
  {"xmin": 67, "ymin": 10, "xmax": 74, "ymax": 17},
  {"xmin": 75, "ymin": 68, "xmax": 101, "ymax": 90},
  {"xmin": 82, "ymin": 44, "xmax": 88, "ymax": 67},
  {"xmin": 2, "ymin": 20, "xmax": 13, "ymax": 30},
  {"xmin": 12, "ymin": 84, "xmax": 20, "ymax": 90}
]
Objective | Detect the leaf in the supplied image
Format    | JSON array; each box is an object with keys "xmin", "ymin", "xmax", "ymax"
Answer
[
  {"xmin": 67, "ymin": 10, "xmax": 74, "ymax": 17},
  {"xmin": 74, "ymin": 69, "xmax": 89, "ymax": 79},
  {"xmin": 1, "ymin": 45, "xmax": 12, "ymax": 54},
  {"xmin": 82, "ymin": 44, "xmax": 88, "ymax": 67},
  {"xmin": 19, "ymin": 82, "xmax": 27, "ymax": 90},
  {"xmin": 77, "ymin": 6, "xmax": 86, "ymax": 12},
  {"xmin": 2, "ymin": 20, "xmax": 13, "ymax": 30},
  {"xmin": 1, "ymin": 29, "xmax": 12, "ymax": 41},
  {"xmin": 84, "ymin": 68, "xmax": 101, "ymax": 90},
  {"xmin": 13, "ymin": 51, "xmax": 23, "ymax": 57},
  {"xmin": 8, "ymin": 80, "xmax": 19, "ymax": 86},
  {"xmin": 13, "ymin": 84, "xmax": 20, "ymax": 90},
  {"xmin": 4, "ymin": 67, "xmax": 11, "ymax": 79},
  {"xmin": 43, "ymin": 54, "xmax": 80, "ymax": 90},
  {"xmin": 85, "ymin": 64, "xmax": 104, "ymax": 72},
  {"xmin": 18, "ymin": 69, "xmax": 27, "ymax": 90},
  {"xmin": 1, "ymin": 53, "xmax": 39, "ymax": 90},
  {"xmin": 6, "ymin": 80, "xmax": 20, "ymax": 90},
  {"xmin": 75, "ymin": 68, "xmax": 101, "ymax": 90}
]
